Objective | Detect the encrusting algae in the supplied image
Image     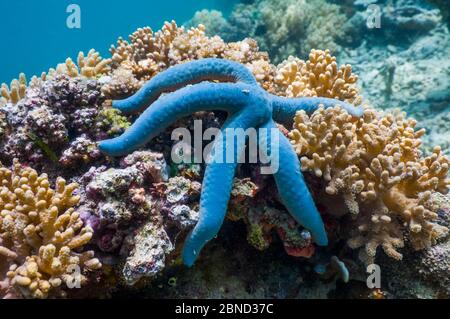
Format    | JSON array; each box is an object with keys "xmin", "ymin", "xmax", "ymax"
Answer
[{"xmin": 0, "ymin": 160, "xmax": 101, "ymax": 298}]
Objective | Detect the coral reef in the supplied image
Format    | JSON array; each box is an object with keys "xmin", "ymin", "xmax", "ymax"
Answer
[
  {"xmin": 0, "ymin": 160, "xmax": 101, "ymax": 299},
  {"xmin": 44, "ymin": 49, "xmax": 111, "ymax": 80},
  {"xmin": 0, "ymin": 73, "xmax": 28, "ymax": 107},
  {"xmin": 76, "ymin": 151, "xmax": 173, "ymax": 284},
  {"xmin": 1, "ymin": 13, "xmax": 449, "ymax": 298},
  {"xmin": 290, "ymin": 106, "xmax": 450, "ymax": 263},
  {"xmin": 227, "ymin": 177, "xmax": 315, "ymax": 257},
  {"xmin": 121, "ymin": 221, "xmax": 174, "ymax": 285},
  {"xmin": 1, "ymin": 50, "xmax": 110, "ymax": 108},
  {"xmin": 59, "ymin": 135, "xmax": 103, "ymax": 168},
  {"xmin": 109, "ymin": 21, "xmax": 271, "ymax": 92},
  {"xmin": 99, "ymin": 58, "xmax": 364, "ymax": 266},
  {"xmin": 0, "ymin": 74, "xmax": 128, "ymax": 167},
  {"xmin": 187, "ymin": 0, "xmax": 347, "ymax": 63},
  {"xmin": 101, "ymin": 67, "xmax": 141, "ymax": 100},
  {"xmin": 274, "ymin": 49, "xmax": 361, "ymax": 105},
  {"xmin": 0, "ymin": 109, "xmax": 7, "ymax": 139},
  {"xmin": 336, "ymin": 0, "xmax": 450, "ymax": 156},
  {"xmin": 416, "ymin": 240, "xmax": 449, "ymax": 295}
]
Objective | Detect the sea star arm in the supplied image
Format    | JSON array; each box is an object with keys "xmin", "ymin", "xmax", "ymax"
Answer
[
  {"xmin": 271, "ymin": 95, "xmax": 364, "ymax": 126},
  {"xmin": 258, "ymin": 119, "xmax": 328, "ymax": 246},
  {"xmin": 183, "ymin": 110, "xmax": 260, "ymax": 266},
  {"xmin": 113, "ymin": 58, "xmax": 257, "ymax": 114},
  {"xmin": 99, "ymin": 82, "xmax": 252, "ymax": 157}
]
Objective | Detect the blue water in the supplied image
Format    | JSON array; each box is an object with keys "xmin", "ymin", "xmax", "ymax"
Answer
[{"xmin": 0, "ymin": 0, "xmax": 239, "ymax": 84}]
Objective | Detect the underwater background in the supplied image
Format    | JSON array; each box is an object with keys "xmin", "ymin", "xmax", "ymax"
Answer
[
  {"xmin": 0, "ymin": 0, "xmax": 240, "ymax": 83},
  {"xmin": 0, "ymin": 0, "xmax": 449, "ymax": 299}
]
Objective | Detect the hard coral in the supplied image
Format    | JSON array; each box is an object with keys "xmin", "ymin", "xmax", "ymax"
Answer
[
  {"xmin": 0, "ymin": 160, "xmax": 101, "ymax": 299},
  {"xmin": 0, "ymin": 73, "xmax": 28, "ymax": 107},
  {"xmin": 169, "ymin": 24, "xmax": 227, "ymax": 64},
  {"xmin": 290, "ymin": 106, "xmax": 450, "ymax": 263},
  {"xmin": 110, "ymin": 21, "xmax": 180, "ymax": 81},
  {"xmin": 45, "ymin": 49, "xmax": 111, "ymax": 80},
  {"xmin": 275, "ymin": 49, "xmax": 361, "ymax": 104},
  {"xmin": 109, "ymin": 21, "xmax": 271, "ymax": 91},
  {"xmin": 101, "ymin": 67, "xmax": 141, "ymax": 100}
]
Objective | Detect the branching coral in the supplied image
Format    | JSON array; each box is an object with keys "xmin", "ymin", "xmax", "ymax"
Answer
[
  {"xmin": 1, "ymin": 73, "xmax": 28, "ymax": 107},
  {"xmin": 275, "ymin": 49, "xmax": 361, "ymax": 104},
  {"xmin": 109, "ymin": 21, "xmax": 180, "ymax": 81},
  {"xmin": 290, "ymin": 106, "xmax": 450, "ymax": 263},
  {"xmin": 44, "ymin": 49, "xmax": 111, "ymax": 80},
  {"xmin": 168, "ymin": 24, "xmax": 227, "ymax": 64},
  {"xmin": 108, "ymin": 21, "xmax": 272, "ymax": 92},
  {"xmin": 101, "ymin": 67, "xmax": 141, "ymax": 99},
  {"xmin": 0, "ymin": 160, "xmax": 101, "ymax": 298}
]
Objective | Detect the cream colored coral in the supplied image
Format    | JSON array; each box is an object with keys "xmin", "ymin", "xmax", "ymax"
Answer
[
  {"xmin": 168, "ymin": 24, "xmax": 227, "ymax": 64},
  {"xmin": 290, "ymin": 106, "xmax": 450, "ymax": 264},
  {"xmin": 0, "ymin": 73, "xmax": 27, "ymax": 106},
  {"xmin": 222, "ymin": 38, "xmax": 268, "ymax": 64},
  {"xmin": 76, "ymin": 49, "xmax": 111, "ymax": 77},
  {"xmin": 43, "ymin": 49, "xmax": 111, "ymax": 80},
  {"xmin": 108, "ymin": 22, "xmax": 272, "ymax": 87},
  {"xmin": 275, "ymin": 50, "xmax": 361, "ymax": 104},
  {"xmin": 222, "ymin": 38, "xmax": 275, "ymax": 92},
  {"xmin": 247, "ymin": 59, "xmax": 276, "ymax": 92},
  {"xmin": 101, "ymin": 66, "xmax": 141, "ymax": 99},
  {"xmin": 0, "ymin": 160, "xmax": 101, "ymax": 298},
  {"xmin": 110, "ymin": 21, "xmax": 181, "ymax": 80}
]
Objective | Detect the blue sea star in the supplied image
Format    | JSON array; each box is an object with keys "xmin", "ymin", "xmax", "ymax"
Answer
[{"xmin": 99, "ymin": 58, "xmax": 363, "ymax": 266}]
